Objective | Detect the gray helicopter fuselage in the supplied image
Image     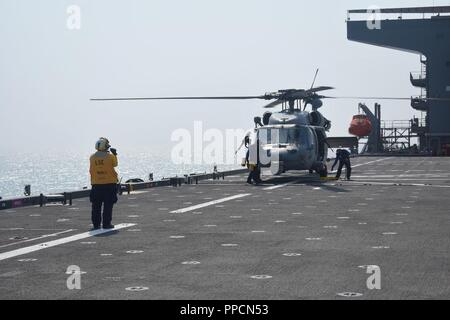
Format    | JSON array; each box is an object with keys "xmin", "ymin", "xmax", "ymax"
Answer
[{"xmin": 256, "ymin": 109, "xmax": 328, "ymax": 175}]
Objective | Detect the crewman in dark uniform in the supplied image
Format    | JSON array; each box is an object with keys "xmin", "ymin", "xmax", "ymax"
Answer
[
  {"xmin": 235, "ymin": 131, "xmax": 251, "ymax": 165},
  {"xmin": 332, "ymin": 149, "xmax": 352, "ymax": 180},
  {"xmin": 246, "ymin": 138, "xmax": 263, "ymax": 185},
  {"xmin": 246, "ymin": 163, "xmax": 258, "ymax": 185},
  {"xmin": 89, "ymin": 137, "xmax": 119, "ymax": 230}
]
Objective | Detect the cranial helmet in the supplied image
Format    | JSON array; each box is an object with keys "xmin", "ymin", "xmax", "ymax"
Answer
[{"xmin": 95, "ymin": 137, "xmax": 110, "ymax": 151}]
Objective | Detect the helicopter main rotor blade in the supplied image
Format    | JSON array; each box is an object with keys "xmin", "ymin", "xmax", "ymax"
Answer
[
  {"xmin": 324, "ymin": 96, "xmax": 410, "ymax": 100},
  {"xmin": 263, "ymin": 99, "xmax": 284, "ymax": 109},
  {"xmin": 307, "ymin": 86, "xmax": 335, "ymax": 94},
  {"xmin": 91, "ymin": 95, "xmax": 270, "ymax": 101},
  {"xmin": 91, "ymin": 87, "xmax": 337, "ymax": 103},
  {"xmin": 323, "ymin": 96, "xmax": 450, "ymax": 101}
]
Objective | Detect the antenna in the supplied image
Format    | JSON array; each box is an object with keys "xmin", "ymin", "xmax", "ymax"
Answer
[{"xmin": 310, "ymin": 68, "xmax": 319, "ymax": 89}]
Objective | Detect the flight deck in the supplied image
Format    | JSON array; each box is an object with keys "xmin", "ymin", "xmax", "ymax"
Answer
[{"xmin": 0, "ymin": 156, "xmax": 449, "ymax": 300}]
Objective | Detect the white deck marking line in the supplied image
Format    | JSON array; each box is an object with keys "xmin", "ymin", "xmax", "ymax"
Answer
[
  {"xmin": 349, "ymin": 181, "xmax": 450, "ymax": 188},
  {"xmin": 331, "ymin": 158, "xmax": 390, "ymax": 173},
  {"xmin": 0, "ymin": 223, "xmax": 136, "ymax": 262},
  {"xmin": 128, "ymin": 191, "xmax": 149, "ymax": 195},
  {"xmin": 0, "ymin": 229, "xmax": 75, "ymax": 249},
  {"xmin": 409, "ymin": 183, "xmax": 450, "ymax": 188},
  {"xmin": 170, "ymin": 194, "xmax": 251, "ymax": 214},
  {"xmin": 349, "ymin": 178, "xmax": 449, "ymax": 181},
  {"xmin": 195, "ymin": 184, "xmax": 254, "ymax": 187},
  {"xmin": 398, "ymin": 159, "xmax": 426, "ymax": 178},
  {"xmin": 263, "ymin": 158, "xmax": 391, "ymax": 190},
  {"xmin": 0, "ymin": 228, "xmax": 70, "ymax": 231},
  {"xmin": 264, "ymin": 180, "xmax": 299, "ymax": 191},
  {"xmin": 351, "ymin": 175, "xmax": 449, "ymax": 178}
]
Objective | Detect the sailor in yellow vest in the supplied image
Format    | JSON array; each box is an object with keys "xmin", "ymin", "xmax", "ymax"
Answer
[{"xmin": 89, "ymin": 137, "xmax": 119, "ymax": 230}]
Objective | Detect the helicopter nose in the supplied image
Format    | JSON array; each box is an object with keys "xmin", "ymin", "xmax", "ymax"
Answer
[{"xmin": 271, "ymin": 149, "xmax": 289, "ymax": 162}]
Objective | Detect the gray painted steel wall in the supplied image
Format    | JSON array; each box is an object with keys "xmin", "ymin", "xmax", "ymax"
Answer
[{"xmin": 347, "ymin": 16, "xmax": 450, "ymax": 152}]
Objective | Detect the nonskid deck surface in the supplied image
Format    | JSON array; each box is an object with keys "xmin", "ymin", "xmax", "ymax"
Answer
[{"xmin": 0, "ymin": 157, "xmax": 449, "ymax": 299}]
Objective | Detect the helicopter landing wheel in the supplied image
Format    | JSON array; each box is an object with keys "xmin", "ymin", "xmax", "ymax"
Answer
[{"xmin": 318, "ymin": 165, "xmax": 328, "ymax": 178}]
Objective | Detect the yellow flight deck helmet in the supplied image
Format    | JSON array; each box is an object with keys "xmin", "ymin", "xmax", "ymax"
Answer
[{"xmin": 95, "ymin": 137, "xmax": 111, "ymax": 151}]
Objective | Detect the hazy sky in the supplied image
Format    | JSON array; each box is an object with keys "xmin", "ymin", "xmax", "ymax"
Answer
[{"xmin": 1, "ymin": 0, "xmax": 449, "ymax": 154}]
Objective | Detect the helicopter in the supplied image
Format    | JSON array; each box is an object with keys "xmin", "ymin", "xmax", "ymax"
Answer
[
  {"xmin": 91, "ymin": 70, "xmax": 450, "ymax": 178},
  {"xmin": 92, "ymin": 71, "xmax": 336, "ymax": 177}
]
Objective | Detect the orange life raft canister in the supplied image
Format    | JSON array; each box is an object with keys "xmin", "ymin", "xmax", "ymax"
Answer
[{"xmin": 349, "ymin": 115, "xmax": 372, "ymax": 137}]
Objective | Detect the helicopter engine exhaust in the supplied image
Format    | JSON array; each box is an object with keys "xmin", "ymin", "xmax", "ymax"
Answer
[
  {"xmin": 309, "ymin": 111, "xmax": 326, "ymax": 126},
  {"xmin": 309, "ymin": 111, "xmax": 331, "ymax": 131},
  {"xmin": 262, "ymin": 112, "xmax": 272, "ymax": 126},
  {"xmin": 309, "ymin": 98, "xmax": 323, "ymax": 110}
]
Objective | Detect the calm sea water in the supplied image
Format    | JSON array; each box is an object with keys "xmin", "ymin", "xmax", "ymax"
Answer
[{"xmin": 0, "ymin": 151, "xmax": 240, "ymax": 199}]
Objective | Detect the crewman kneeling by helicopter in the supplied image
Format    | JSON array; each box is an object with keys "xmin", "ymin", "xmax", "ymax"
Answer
[
  {"xmin": 89, "ymin": 137, "xmax": 119, "ymax": 230},
  {"xmin": 332, "ymin": 149, "xmax": 352, "ymax": 181}
]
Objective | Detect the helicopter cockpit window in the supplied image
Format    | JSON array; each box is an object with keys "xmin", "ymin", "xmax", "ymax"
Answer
[
  {"xmin": 278, "ymin": 128, "xmax": 298, "ymax": 144},
  {"xmin": 259, "ymin": 127, "xmax": 314, "ymax": 147}
]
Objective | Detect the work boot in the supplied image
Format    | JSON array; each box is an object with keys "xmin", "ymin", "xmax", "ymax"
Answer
[
  {"xmin": 103, "ymin": 224, "xmax": 115, "ymax": 229},
  {"xmin": 91, "ymin": 226, "xmax": 100, "ymax": 231}
]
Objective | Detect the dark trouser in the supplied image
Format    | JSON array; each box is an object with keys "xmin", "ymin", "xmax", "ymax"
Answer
[
  {"xmin": 336, "ymin": 159, "xmax": 352, "ymax": 179},
  {"xmin": 254, "ymin": 168, "xmax": 262, "ymax": 183},
  {"xmin": 247, "ymin": 167, "xmax": 262, "ymax": 184},
  {"xmin": 90, "ymin": 184, "xmax": 118, "ymax": 228},
  {"xmin": 247, "ymin": 170, "xmax": 257, "ymax": 184}
]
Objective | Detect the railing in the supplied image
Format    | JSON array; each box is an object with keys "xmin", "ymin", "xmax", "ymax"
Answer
[
  {"xmin": 411, "ymin": 96, "xmax": 429, "ymax": 112},
  {"xmin": 347, "ymin": 6, "xmax": 450, "ymax": 21},
  {"xmin": 381, "ymin": 119, "xmax": 427, "ymax": 130},
  {"xmin": 381, "ymin": 120, "xmax": 413, "ymax": 129},
  {"xmin": 0, "ymin": 169, "xmax": 248, "ymax": 211},
  {"xmin": 410, "ymin": 67, "xmax": 427, "ymax": 89},
  {"xmin": 410, "ymin": 72, "xmax": 426, "ymax": 80},
  {"xmin": 412, "ymin": 117, "xmax": 427, "ymax": 128}
]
